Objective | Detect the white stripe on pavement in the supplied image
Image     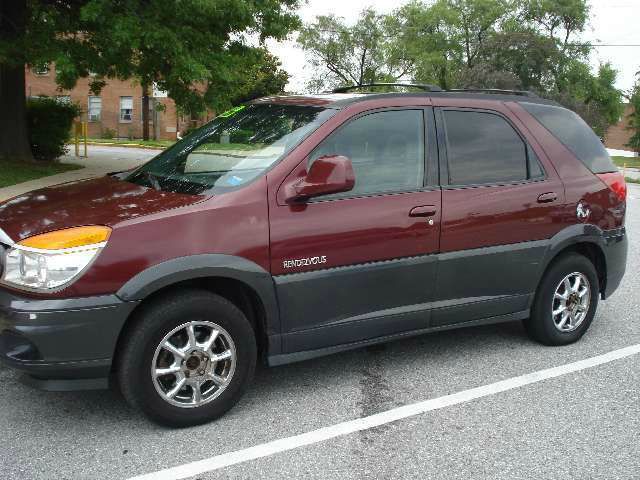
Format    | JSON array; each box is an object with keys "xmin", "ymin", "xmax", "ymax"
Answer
[{"xmin": 128, "ymin": 344, "xmax": 640, "ymax": 480}]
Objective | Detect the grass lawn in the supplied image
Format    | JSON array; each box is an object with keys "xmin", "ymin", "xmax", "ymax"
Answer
[
  {"xmin": 0, "ymin": 160, "xmax": 83, "ymax": 188},
  {"xmin": 626, "ymin": 177, "xmax": 640, "ymax": 184},
  {"xmin": 86, "ymin": 138, "xmax": 175, "ymax": 149},
  {"xmin": 612, "ymin": 156, "xmax": 640, "ymax": 169}
]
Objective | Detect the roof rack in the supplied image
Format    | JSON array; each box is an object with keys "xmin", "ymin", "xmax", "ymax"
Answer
[
  {"xmin": 446, "ymin": 88, "xmax": 539, "ymax": 98},
  {"xmin": 332, "ymin": 83, "xmax": 443, "ymax": 93}
]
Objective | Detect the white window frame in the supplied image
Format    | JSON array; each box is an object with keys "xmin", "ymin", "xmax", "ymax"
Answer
[
  {"xmin": 88, "ymin": 96, "xmax": 102, "ymax": 122},
  {"xmin": 120, "ymin": 96, "xmax": 133, "ymax": 123},
  {"xmin": 34, "ymin": 64, "xmax": 50, "ymax": 76}
]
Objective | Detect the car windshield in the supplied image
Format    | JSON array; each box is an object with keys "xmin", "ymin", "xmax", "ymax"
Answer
[{"xmin": 124, "ymin": 103, "xmax": 335, "ymax": 195}]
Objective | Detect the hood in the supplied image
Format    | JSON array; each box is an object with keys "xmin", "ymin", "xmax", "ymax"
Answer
[{"xmin": 0, "ymin": 176, "xmax": 204, "ymax": 242}]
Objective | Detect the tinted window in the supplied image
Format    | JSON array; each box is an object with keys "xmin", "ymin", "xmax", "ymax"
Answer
[
  {"xmin": 310, "ymin": 110, "xmax": 425, "ymax": 197},
  {"xmin": 443, "ymin": 110, "xmax": 529, "ymax": 185},
  {"xmin": 527, "ymin": 145, "xmax": 544, "ymax": 179},
  {"xmin": 521, "ymin": 102, "xmax": 616, "ymax": 173}
]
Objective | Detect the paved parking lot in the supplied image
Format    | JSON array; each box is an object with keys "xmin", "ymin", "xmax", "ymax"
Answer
[{"xmin": 1, "ymin": 185, "xmax": 638, "ymax": 480}]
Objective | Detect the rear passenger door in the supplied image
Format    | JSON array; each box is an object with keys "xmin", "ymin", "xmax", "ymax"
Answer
[
  {"xmin": 433, "ymin": 106, "xmax": 565, "ymax": 326},
  {"xmin": 270, "ymin": 108, "xmax": 442, "ymax": 353}
]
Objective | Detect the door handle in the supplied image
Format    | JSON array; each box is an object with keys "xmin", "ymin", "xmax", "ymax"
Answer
[
  {"xmin": 537, "ymin": 192, "xmax": 557, "ymax": 203},
  {"xmin": 409, "ymin": 205, "xmax": 437, "ymax": 217}
]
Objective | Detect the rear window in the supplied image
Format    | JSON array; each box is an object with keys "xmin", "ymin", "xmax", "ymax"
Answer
[{"xmin": 521, "ymin": 102, "xmax": 616, "ymax": 173}]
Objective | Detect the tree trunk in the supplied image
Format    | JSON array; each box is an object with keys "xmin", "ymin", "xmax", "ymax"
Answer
[
  {"xmin": 0, "ymin": 0, "xmax": 33, "ymax": 163},
  {"xmin": 142, "ymin": 83, "xmax": 150, "ymax": 141}
]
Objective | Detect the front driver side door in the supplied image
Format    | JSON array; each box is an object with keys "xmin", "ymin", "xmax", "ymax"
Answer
[{"xmin": 269, "ymin": 108, "xmax": 442, "ymax": 354}]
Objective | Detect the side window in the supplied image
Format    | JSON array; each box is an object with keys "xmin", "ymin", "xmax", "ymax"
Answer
[
  {"xmin": 309, "ymin": 110, "xmax": 425, "ymax": 197},
  {"xmin": 443, "ymin": 110, "xmax": 540, "ymax": 186},
  {"xmin": 527, "ymin": 145, "xmax": 544, "ymax": 179},
  {"xmin": 520, "ymin": 102, "xmax": 616, "ymax": 174}
]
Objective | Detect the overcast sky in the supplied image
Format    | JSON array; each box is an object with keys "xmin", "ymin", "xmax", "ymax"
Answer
[{"xmin": 267, "ymin": 0, "xmax": 640, "ymax": 94}]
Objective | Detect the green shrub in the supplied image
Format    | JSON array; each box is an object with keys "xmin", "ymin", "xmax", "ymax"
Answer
[
  {"xmin": 102, "ymin": 127, "xmax": 116, "ymax": 139},
  {"xmin": 27, "ymin": 97, "xmax": 80, "ymax": 161}
]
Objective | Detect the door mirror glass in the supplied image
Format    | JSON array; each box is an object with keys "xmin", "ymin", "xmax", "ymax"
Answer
[{"xmin": 285, "ymin": 155, "xmax": 355, "ymax": 202}]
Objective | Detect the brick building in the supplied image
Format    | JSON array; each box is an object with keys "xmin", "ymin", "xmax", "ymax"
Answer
[
  {"xmin": 605, "ymin": 104, "xmax": 636, "ymax": 152},
  {"xmin": 25, "ymin": 65, "xmax": 212, "ymax": 140}
]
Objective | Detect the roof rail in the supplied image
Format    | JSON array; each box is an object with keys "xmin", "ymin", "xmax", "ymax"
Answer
[
  {"xmin": 332, "ymin": 83, "xmax": 443, "ymax": 93},
  {"xmin": 446, "ymin": 88, "xmax": 539, "ymax": 98}
]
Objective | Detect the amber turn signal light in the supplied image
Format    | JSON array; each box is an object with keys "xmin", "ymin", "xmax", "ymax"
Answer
[{"xmin": 19, "ymin": 226, "xmax": 112, "ymax": 250}]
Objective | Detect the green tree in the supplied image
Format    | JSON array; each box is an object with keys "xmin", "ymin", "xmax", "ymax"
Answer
[
  {"xmin": 627, "ymin": 75, "xmax": 640, "ymax": 153},
  {"xmin": 298, "ymin": 8, "xmax": 412, "ymax": 92},
  {"xmin": 297, "ymin": 0, "xmax": 622, "ymax": 135},
  {"xmin": 552, "ymin": 62, "xmax": 623, "ymax": 138},
  {"xmin": 396, "ymin": 0, "xmax": 621, "ymax": 134},
  {"xmin": 434, "ymin": 0, "xmax": 508, "ymax": 69},
  {"xmin": 475, "ymin": 26, "xmax": 561, "ymax": 90},
  {"xmin": 0, "ymin": 0, "xmax": 299, "ymax": 162},
  {"xmin": 387, "ymin": 0, "xmax": 461, "ymax": 89},
  {"xmin": 520, "ymin": 0, "xmax": 588, "ymax": 48},
  {"xmin": 584, "ymin": 63, "xmax": 624, "ymax": 134},
  {"xmin": 228, "ymin": 49, "xmax": 289, "ymax": 105}
]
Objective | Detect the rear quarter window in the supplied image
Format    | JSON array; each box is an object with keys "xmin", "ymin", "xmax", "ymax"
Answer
[{"xmin": 520, "ymin": 102, "xmax": 616, "ymax": 174}]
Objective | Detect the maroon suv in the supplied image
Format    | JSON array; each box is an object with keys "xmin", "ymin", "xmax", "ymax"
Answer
[{"xmin": 0, "ymin": 85, "xmax": 628, "ymax": 427}]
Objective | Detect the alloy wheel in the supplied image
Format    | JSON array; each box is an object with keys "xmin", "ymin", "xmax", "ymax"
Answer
[
  {"xmin": 151, "ymin": 321, "xmax": 236, "ymax": 408},
  {"xmin": 551, "ymin": 272, "xmax": 591, "ymax": 333}
]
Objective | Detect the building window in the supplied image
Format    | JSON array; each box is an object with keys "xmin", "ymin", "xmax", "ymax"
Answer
[
  {"xmin": 120, "ymin": 96, "xmax": 133, "ymax": 122},
  {"xmin": 34, "ymin": 64, "xmax": 50, "ymax": 76},
  {"xmin": 56, "ymin": 95, "xmax": 71, "ymax": 104},
  {"xmin": 88, "ymin": 96, "xmax": 102, "ymax": 122}
]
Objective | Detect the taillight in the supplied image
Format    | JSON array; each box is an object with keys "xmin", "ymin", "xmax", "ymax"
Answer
[{"xmin": 597, "ymin": 172, "xmax": 627, "ymax": 202}]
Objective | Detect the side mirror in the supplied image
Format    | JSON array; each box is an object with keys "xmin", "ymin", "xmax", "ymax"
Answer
[{"xmin": 285, "ymin": 155, "xmax": 355, "ymax": 203}]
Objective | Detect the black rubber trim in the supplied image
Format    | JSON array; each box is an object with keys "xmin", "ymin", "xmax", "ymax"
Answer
[
  {"xmin": 268, "ymin": 309, "xmax": 529, "ymax": 366},
  {"xmin": 116, "ymin": 254, "xmax": 281, "ymax": 351},
  {"xmin": 20, "ymin": 374, "xmax": 109, "ymax": 391}
]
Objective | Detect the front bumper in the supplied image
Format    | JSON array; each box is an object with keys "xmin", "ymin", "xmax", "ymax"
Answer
[{"xmin": 0, "ymin": 289, "xmax": 138, "ymax": 388}]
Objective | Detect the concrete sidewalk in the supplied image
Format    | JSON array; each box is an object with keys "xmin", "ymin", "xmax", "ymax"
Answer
[
  {"xmin": 0, "ymin": 145, "xmax": 156, "ymax": 202},
  {"xmin": 624, "ymin": 167, "xmax": 640, "ymax": 181}
]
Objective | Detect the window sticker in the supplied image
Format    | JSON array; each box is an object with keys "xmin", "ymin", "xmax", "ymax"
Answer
[
  {"xmin": 226, "ymin": 175, "xmax": 244, "ymax": 186},
  {"xmin": 218, "ymin": 105, "xmax": 246, "ymax": 118}
]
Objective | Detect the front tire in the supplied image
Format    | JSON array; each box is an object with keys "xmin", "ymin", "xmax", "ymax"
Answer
[
  {"xmin": 525, "ymin": 253, "xmax": 599, "ymax": 346},
  {"xmin": 118, "ymin": 290, "xmax": 256, "ymax": 427}
]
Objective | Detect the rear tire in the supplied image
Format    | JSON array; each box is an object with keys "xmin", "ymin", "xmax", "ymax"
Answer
[
  {"xmin": 118, "ymin": 289, "xmax": 256, "ymax": 427},
  {"xmin": 525, "ymin": 253, "xmax": 599, "ymax": 346}
]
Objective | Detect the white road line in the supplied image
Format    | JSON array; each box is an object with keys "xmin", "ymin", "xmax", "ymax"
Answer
[{"xmin": 128, "ymin": 344, "xmax": 640, "ymax": 480}]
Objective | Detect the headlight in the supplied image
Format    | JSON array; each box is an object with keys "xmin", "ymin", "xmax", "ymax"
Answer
[{"xmin": 1, "ymin": 226, "xmax": 111, "ymax": 291}]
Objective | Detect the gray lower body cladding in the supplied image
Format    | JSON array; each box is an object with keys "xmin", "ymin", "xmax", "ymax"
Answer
[
  {"xmin": 271, "ymin": 227, "xmax": 627, "ymax": 363},
  {"xmin": 0, "ymin": 227, "xmax": 627, "ymax": 389},
  {"xmin": 0, "ymin": 290, "xmax": 138, "ymax": 384}
]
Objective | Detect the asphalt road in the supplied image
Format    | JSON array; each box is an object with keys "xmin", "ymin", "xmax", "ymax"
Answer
[{"xmin": 1, "ymin": 185, "xmax": 638, "ymax": 480}]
